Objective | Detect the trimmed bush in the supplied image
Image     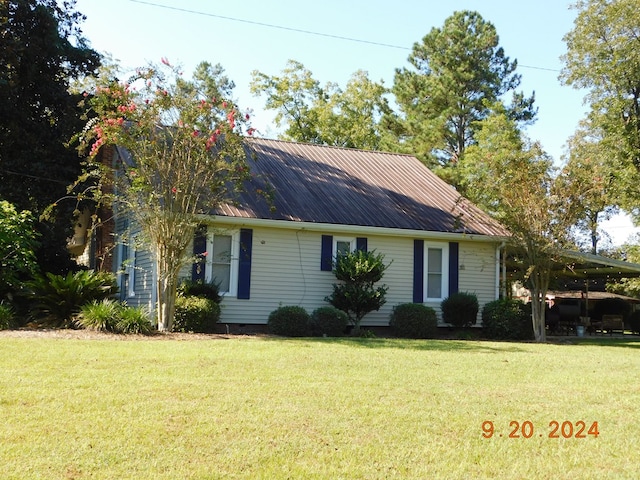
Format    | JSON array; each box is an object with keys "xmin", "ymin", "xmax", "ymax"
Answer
[
  {"xmin": 0, "ymin": 302, "xmax": 14, "ymax": 330},
  {"xmin": 116, "ymin": 306, "xmax": 153, "ymax": 334},
  {"xmin": 441, "ymin": 292, "xmax": 479, "ymax": 327},
  {"xmin": 174, "ymin": 296, "xmax": 220, "ymax": 333},
  {"xmin": 481, "ymin": 298, "xmax": 533, "ymax": 340},
  {"xmin": 267, "ymin": 306, "xmax": 311, "ymax": 337},
  {"xmin": 177, "ymin": 279, "xmax": 222, "ymax": 303},
  {"xmin": 311, "ymin": 306, "xmax": 348, "ymax": 337},
  {"xmin": 389, "ymin": 303, "xmax": 438, "ymax": 339}
]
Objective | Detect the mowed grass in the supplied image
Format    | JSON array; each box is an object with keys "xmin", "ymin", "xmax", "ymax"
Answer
[{"xmin": 1, "ymin": 334, "xmax": 639, "ymax": 479}]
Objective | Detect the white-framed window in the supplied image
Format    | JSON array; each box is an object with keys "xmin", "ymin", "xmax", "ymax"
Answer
[
  {"xmin": 334, "ymin": 237, "xmax": 355, "ymax": 258},
  {"xmin": 424, "ymin": 242, "xmax": 449, "ymax": 302},
  {"xmin": 204, "ymin": 231, "xmax": 239, "ymax": 296}
]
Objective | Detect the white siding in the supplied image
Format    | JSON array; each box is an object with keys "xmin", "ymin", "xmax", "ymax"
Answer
[
  {"xmin": 458, "ymin": 241, "xmax": 499, "ymax": 325},
  {"xmin": 118, "ymin": 220, "xmax": 502, "ymax": 328}
]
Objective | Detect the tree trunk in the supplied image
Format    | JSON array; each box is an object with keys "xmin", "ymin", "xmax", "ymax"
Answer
[
  {"xmin": 156, "ymin": 273, "xmax": 177, "ymax": 332},
  {"xmin": 528, "ymin": 267, "xmax": 550, "ymax": 342}
]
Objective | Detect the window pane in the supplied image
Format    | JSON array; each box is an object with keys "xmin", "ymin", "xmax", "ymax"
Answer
[
  {"xmin": 427, "ymin": 248, "xmax": 442, "ymax": 273},
  {"xmin": 212, "ymin": 234, "xmax": 232, "ymax": 293},
  {"xmin": 213, "ymin": 235, "xmax": 232, "ymax": 263},
  {"xmin": 427, "ymin": 273, "xmax": 442, "ymax": 298},
  {"xmin": 336, "ymin": 240, "xmax": 351, "ymax": 257},
  {"xmin": 212, "ymin": 264, "xmax": 230, "ymax": 292}
]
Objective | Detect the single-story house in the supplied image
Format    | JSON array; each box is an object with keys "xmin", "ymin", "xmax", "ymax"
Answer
[{"xmin": 87, "ymin": 138, "xmax": 511, "ymax": 329}]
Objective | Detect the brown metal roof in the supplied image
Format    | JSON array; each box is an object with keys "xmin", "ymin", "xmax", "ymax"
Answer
[{"xmin": 215, "ymin": 138, "xmax": 509, "ymax": 237}]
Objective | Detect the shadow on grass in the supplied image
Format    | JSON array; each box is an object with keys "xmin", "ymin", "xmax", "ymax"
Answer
[
  {"xmin": 261, "ymin": 336, "xmax": 528, "ymax": 353},
  {"xmin": 561, "ymin": 336, "xmax": 640, "ymax": 349}
]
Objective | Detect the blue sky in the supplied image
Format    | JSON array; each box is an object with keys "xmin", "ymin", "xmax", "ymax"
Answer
[{"xmin": 72, "ymin": 0, "xmax": 638, "ymax": 245}]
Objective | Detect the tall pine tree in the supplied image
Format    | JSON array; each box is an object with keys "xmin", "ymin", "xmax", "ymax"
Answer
[{"xmin": 0, "ymin": 0, "xmax": 100, "ymax": 272}]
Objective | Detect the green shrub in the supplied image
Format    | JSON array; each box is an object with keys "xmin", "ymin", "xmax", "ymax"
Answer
[
  {"xmin": 116, "ymin": 306, "xmax": 153, "ymax": 334},
  {"xmin": 311, "ymin": 306, "xmax": 348, "ymax": 337},
  {"xmin": 77, "ymin": 299, "xmax": 121, "ymax": 331},
  {"xmin": 26, "ymin": 270, "xmax": 118, "ymax": 327},
  {"xmin": 267, "ymin": 305, "xmax": 311, "ymax": 337},
  {"xmin": 441, "ymin": 292, "xmax": 479, "ymax": 327},
  {"xmin": 389, "ymin": 303, "xmax": 438, "ymax": 339},
  {"xmin": 177, "ymin": 279, "xmax": 222, "ymax": 303},
  {"xmin": 325, "ymin": 249, "xmax": 389, "ymax": 335},
  {"xmin": 174, "ymin": 296, "xmax": 220, "ymax": 333},
  {"xmin": 481, "ymin": 298, "xmax": 533, "ymax": 340},
  {"xmin": 0, "ymin": 302, "xmax": 14, "ymax": 330}
]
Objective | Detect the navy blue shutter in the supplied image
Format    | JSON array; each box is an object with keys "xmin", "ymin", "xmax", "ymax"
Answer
[
  {"xmin": 237, "ymin": 228, "xmax": 253, "ymax": 299},
  {"xmin": 321, "ymin": 235, "xmax": 333, "ymax": 271},
  {"xmin": 413, "ymin": 240, "xmax": 424, "ymax": 303},
  {"xmin": 448, "ymin": 242, "xmax": 459, "ymax": 296},
  {"xmin": 356, "ymin": 237, "xmax": 368, "ymax": 252},
  {"xmin": 192, "ymin": 225, "xmax": 207, "ymax": 281}
]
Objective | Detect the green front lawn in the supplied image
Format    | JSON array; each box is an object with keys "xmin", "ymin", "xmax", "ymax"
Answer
[{"xmin": 1, "ymin": 334, "xmax": 638, "ymax": 479}]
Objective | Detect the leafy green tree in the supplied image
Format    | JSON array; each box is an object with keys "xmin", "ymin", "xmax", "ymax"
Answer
[
  {"xmin": 390, "ymin": 10, "xmax": 536, "ymax": 184},
  {"xmin": 251, "ymin": 60, "xmax": 391, "ymax": 150},
  {"xmin": 556, "ymin": 123, "xmax": 620, "ymax": 254},
  {"xmin": 76, "ymin": 60, "xmax": 253, "ymax": 331},
  {"xmin": 325, "ymin": 249, "xmax": 389, "ymax": 335},
  {"xmin": 0, "ymin": 200, "xmax": 39, "ymax": 297},
  {"xmin": 607, "ymin": 235, "xmax": 640, "ymax": 298},
  {"xmin": 460, "ymin": 108, "xmax": 578, "ymax": 342},
  {"xmin": 562, "ymin": 0, "xmax": 640, "ymax": 175},
  {"xmin": 0, "ymin": 0, "xmax": 100, "ymax": 272}
]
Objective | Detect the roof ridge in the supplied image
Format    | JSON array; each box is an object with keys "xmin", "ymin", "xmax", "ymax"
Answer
[{"xmin": 246, "ymin": 136, "xmax": 418, "ymax": 158}]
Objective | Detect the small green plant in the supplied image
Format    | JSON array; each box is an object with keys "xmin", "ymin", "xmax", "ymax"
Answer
[
  {"xmin": 116, "ymin": 306, "xmax": 153, "ymax": 334},
  {"xmin": 481, "ymin": 298, "xmax": 533, "ymax": 340},
  {"xmin": 26, "ymin": 270, "xmax": 118, "ymax": 327},
  {"xmin": 267, "ymin": 305, "xmax": 311, "ymax": 337},
  {"xmin": 441, "ymin": 292, "xmax": 479, "ymax": 328},
  {"xmin": 174, "ymin": 296, "xmax": 220, "ymax": 333},
  {"xmin": 311, "ymin": 306, "xmax": 348, "ymax": 337},
  {"xmin": 0, "ymin": 302, "xmax": 14, "ymax": 330},
  {"xmin": 77, "ymin": 299, "xmax": 121, "ymax": 331},
  {"xmin": 77, "ymin": 300, "xmax": 153, "ymax": 334},
  {"xmin": 325, "ymin": 249, "xmax": 389, "ymax": 335},
  {"xmin": 389, "ymin": 303, "xmax": 438, "ymax": 338}
]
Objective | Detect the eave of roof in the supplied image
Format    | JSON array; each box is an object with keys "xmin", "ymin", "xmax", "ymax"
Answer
[{"xmin": 555, "ymin": 249, "xmax": 640, "ymax": 279}]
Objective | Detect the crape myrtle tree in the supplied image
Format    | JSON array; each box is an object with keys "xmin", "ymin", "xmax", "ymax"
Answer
[
  {"xmin": 460, "ymin": 107, "xmax": 580, "ymax": 342},
  {"xmin": 76, "ymin": 59, "xmax": 255, "ymax": 331},
  {"xmin": 250, "ymin": 59, "xmax": 392, "ymax": 150},
  {"xmin": 389, "ymin": 10, "xmax": 536, "ymax": 189},
  {"xmin": 0, "ymin": 0, "xmax": 100, "ymax": 273},
  {"xmin": 562, "ymin": 0, "xmax": 640, "ymax": 185}
]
